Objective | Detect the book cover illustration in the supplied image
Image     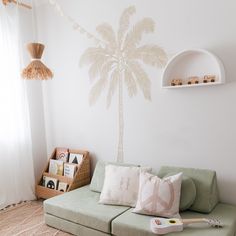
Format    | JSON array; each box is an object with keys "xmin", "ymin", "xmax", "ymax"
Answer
[
  {"xmin": 56, "ymin": 147, "xmax": 69, "ymax": 162},
  {"xmin": 64, "ymin": 163, "xmax": 77, "ymax": 178},
  {"xmin": 69, "ymin": 153, "xmax": 83, "ymax": 164},
  {"xmin": 44, "ymin": 176, "xmax": 58, "ymax": 190},
  {"xmin": 49, "ymin": 159, "xmax": 64, "ymax": 175},
  {"xmin": 58, "ymin": 182, "xmax": 68, "ymax": 192}
]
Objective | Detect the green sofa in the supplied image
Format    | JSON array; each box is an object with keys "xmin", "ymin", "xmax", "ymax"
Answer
[{"xmin": 44, "ymin": 162, "xmax": 236, "ymax": 236}]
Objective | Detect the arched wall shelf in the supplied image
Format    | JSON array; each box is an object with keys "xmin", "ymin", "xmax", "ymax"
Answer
[{"xmin": 162, "ymin": 49, "xmax": 225, "ymax": 88}]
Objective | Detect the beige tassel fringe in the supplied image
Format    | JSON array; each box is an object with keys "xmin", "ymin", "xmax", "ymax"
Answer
[
  {"xmin": 22, "ymin": 43, "xmax": 53, "ymax": 80},
  {"xmin": 22, "ymin": 60, "xmax": 53, "ymax": 80}
]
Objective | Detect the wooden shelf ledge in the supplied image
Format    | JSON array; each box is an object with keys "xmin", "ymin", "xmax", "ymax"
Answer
[{"xmin": 43, "ymin": 172, "xmax": 73, "ymax": 184}]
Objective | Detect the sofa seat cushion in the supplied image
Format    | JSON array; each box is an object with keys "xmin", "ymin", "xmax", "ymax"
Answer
[
  {"xmin": 112, "ymin": 203, "xmax": 236, "ymax": 236},
  {"xmin": 45, "ymin": 213, "xmax": 110, "ymax": 236},
  {"xmin": 44, "ymin": 185, "xmax": 130, "ymax": 233}
]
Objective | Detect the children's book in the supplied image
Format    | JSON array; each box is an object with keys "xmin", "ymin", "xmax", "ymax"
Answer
[{"xmin": 49, "ymin": 159, "xmax": 64, "ymax": 176}]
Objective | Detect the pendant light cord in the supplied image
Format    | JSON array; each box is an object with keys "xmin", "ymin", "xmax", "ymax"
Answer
[{"xmin": 31, "ymin": 0, "xmax": 38, "ymax": 42}]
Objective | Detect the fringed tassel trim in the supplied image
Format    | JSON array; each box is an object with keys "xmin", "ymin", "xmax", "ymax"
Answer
[{"xmin": 22, "ymin": 60, "xmax": 53, "ymax": 80}]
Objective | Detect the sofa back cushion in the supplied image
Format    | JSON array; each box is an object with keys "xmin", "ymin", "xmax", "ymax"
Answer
[
  {"xmin": 164, "ymin": 173, "xmax": 196, "ymax": 211},
  {"xmin": 90, "ymin": 160, "xmax": 138, "ymax": 193},
  {"xmin": 158, "ymin": 166, "xmax": 219, "ymax": 213}
]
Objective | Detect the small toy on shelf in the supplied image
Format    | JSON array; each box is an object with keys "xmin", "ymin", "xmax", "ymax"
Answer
[
  {"xmin": 203, "ymin": 75, "xmax": 216, "ymax": 83},
  {"xmin": 170, "ymin": 79, "xmax": 183, "ymax": 86},
  {"xmin": 187, "ymin": 76, "xmax": 200, "ymax": 85}
]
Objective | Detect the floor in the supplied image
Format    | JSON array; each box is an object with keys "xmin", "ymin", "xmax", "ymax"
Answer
[{"xmin": 0, "ymin": 201, "xmax": 71, "ymax": 236}]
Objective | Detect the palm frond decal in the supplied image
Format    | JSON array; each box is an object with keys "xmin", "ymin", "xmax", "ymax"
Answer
[
  {"xmin": 96, "ymin": 23, "xmax": 117, "ymax": 48},
  {"xmin": 80, "ymin": 47, "xmax": 110, "ymax": 67},
  {"xmin": 124, "ymin": 68, "xmax": 137, "ymax": 98},
  {"xmin": 80, "ymin": 6, "xmax": 168, "ymax": 163},
  {"xmin": 117, "ymin": 6, "xmax": 136, "ymax": 47},
  {"xmin": 89, "ymin": 60, "xmax": 115, "ymax": 105},
  {"xmin": 123, "ymin": 18, "xmax": 155, "ymax": 50},
  {"xmin": 107, "ymin": 68, "xmax": 119, "ymax": 108},
  {"xmin": 129, "ymin": 45, "xmax": 168, "ymax": 67},
  {"xmin": 129, "ymin": 61, "xmax": 151, "ymax": 100}
]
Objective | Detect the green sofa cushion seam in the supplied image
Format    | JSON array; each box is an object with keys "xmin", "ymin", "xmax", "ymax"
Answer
[
  {"xmin": 108, "ymin": 206, "xmax": 131, "ymax": 232},
  {"xmin": 45, "ymin": 213, "xmax": 111, "ymax": 234}
]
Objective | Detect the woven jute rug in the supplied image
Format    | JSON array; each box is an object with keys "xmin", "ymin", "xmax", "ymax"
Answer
[{"xmin": 0, "ymin": 201, "xmax": 71, "ymax": 236}]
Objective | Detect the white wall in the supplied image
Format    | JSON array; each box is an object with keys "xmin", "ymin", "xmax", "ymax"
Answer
[{"xmin": 37, "ymin": 0, "xmax": 236, "ymax": 204}]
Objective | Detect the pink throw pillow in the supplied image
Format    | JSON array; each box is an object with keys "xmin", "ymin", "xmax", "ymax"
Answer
[{"xmin": 133, "ymin": 172, "xmax": 182, "ymax": 217}]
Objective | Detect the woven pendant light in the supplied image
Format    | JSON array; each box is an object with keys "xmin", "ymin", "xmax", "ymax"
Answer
[
  {"xmin": 2, "ymin": 0, "xmax": 32, "ymax": 9},
  {"xmin": 22, "ymin": 43, "xmax": 53, "ymax": 80}
]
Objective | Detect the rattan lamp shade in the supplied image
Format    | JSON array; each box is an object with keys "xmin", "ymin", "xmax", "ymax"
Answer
[
  {"xmin": 2, "ymin": 0, "xmax": 32, "ymax": 9},
  {"xmin": 22, "ymin": 43, "xmax": 53, "ymax": 80}
]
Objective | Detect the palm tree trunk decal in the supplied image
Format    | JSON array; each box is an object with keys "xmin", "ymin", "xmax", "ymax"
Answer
[
  {"xmin": 117, "ymin": 72, "xmax": 124, "ymax": 163},
  {"xmin": 80, "ymin": 6, "xmax": 167, "ymax": 163}
]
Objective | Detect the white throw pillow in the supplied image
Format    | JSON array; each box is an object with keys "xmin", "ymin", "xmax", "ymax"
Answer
[
  {"xmin": 99, "ymin": 165, "xmax": 151, "ymax": 207},
  {"xmin": 133, "ymin": 172, "xmax": 182, "ymax": 217}
]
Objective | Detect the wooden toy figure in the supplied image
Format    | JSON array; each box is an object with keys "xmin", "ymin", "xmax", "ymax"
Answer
[
  {"xmin": 203, "ymin": 75, "xmax": 216, "ymax": 83},
  {"xmin": 171, "ymin": 79, "xmax": 183, "ymax": 86},
  {"xmin": 187, "ymin": 76, "xmax": 200, "ymax": 85}
]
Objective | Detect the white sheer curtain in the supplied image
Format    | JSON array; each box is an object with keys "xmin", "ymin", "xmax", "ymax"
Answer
[{"xmin": 0, "ymin": 4, "xmax": 35, "ymax": 209}]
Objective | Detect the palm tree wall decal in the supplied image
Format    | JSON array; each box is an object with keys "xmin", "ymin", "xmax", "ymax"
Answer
[{"xmin": 80, "ymin": 6, "xmax": 167, "ymax": 163}]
